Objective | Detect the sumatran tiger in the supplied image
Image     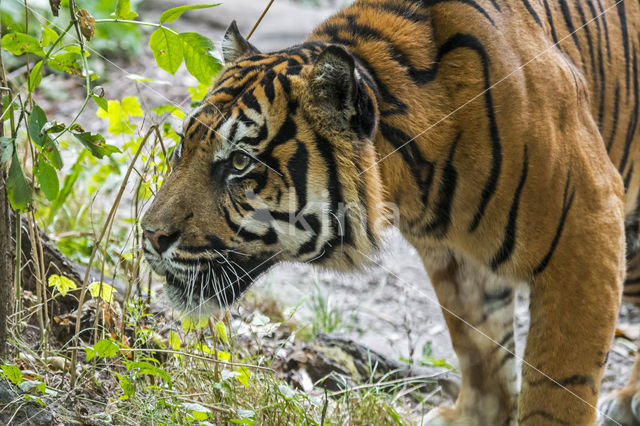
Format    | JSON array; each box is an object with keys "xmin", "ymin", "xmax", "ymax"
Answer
[{"xmin": 140, "ymin": 0, "xmax": 640, "ymax": 424}]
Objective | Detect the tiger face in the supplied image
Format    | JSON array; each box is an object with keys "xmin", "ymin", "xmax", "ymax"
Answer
[{"xmin": 141, "ymin": 22, "xmax": 386, "ymax": 316}]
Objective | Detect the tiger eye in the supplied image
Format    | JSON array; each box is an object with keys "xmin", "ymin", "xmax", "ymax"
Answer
[{"xmin": 231, "ymin": 152, "xmax": 251, "ymax": 171}]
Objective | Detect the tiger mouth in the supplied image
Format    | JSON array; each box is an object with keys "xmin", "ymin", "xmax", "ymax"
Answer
[{"xmin": 145, "ymin": 251, "xmax": 275, "ymax": 315}]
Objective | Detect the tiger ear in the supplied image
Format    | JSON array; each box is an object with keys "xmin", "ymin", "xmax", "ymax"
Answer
[
  {"xmin": 222, "ymin": 21, "xmax": 260, "ymax": 63},
  {"xmin": 309, "ymin": 45, "xmax": 357, "ymax": 113},
  {"xmin": 310, "ymin": 45, "xmax": 376, "ymax": 138}
]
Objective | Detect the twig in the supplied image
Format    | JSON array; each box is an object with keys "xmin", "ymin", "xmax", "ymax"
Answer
[
  {"xmin": 327, "ymin": 373, "xmax": 447, "ymax": 398},
  {"xmin": 247, "ymin": 0, "xmax": 276, "ymax": 40}
]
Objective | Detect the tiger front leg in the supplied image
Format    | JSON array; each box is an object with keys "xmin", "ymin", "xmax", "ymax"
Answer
[
  {"xmin": 420, "ymin": 250, "xmax": 519, "ymax": 426},
  {"xmin": 600, "ymin": 250, "xmax": 640, "ymax": 425},
  {"xmin": 518, "ymin": 212, "xmax": 623, "ymax": 425}
]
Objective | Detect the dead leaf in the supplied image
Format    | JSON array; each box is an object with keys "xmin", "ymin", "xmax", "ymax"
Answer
[
  {"xmin": 78, "ymin": 9, "xmax": 96, "ymax": 41},
  {"xmin": 49, "ymin": 0, "xmax": 60, "ymax": 16}
]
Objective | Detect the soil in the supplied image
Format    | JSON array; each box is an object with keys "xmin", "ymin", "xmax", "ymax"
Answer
[{"xmin": 26, "ymin": 0, "xmax": 639, "ymax": 421}]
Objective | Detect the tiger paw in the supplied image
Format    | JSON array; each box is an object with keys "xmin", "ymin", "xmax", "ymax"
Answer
[
  {"xmin": 600, "ymin": 389, "xmax": 640, "ymax": 425},
  {"xmin": 420, "ymin": 407, "xmax": 478, "ymax": 426}
]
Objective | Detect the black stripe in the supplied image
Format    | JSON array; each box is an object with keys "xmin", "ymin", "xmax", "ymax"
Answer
[
  {"xmin": 361, "ymin": 1, "xmax": 429, "ymax": 23},
  {"xmin": 288, "ymin": 141, "xmax": 309, "ymax": 210},
  {"xmin": 379, "ymin": 122, "xmax": 436, "ymax": 208},
  {"xmin": 240, "ymin": 91, "xmax": 262, "ymax": 115},
  {"xmin": 421, "ymin": 135, "xmax": 459, "ymax": 238},
  {"xmin": 533, "ymin": 174, "xmax": 576, "ymax": 275},
  {"xmin": 617, "ymin": 0, "xmax": 630, "ymax": 99},
  {"xmin": 434, "ymin": 34, "xmax": 502, "ymax": 232},
  {"xmin": 422, "ymin": 0, "xmax": 495, "ymax": 26},
  {"xmin": 529, "ymin": 374, "xmax": 596, "ymax": 395},
  {"xmin": 607, "ymin": 85, "xmax": 621, "ymax": 151},
  {"xmin": 223, "ymin": 207, "xmax": 277, "ymax": 245},
  {"xmin": 542, "ymin": 0, "xmax": 559, "ymax": 45},
  {"xmin": 620, "ymin": 45, "xmax": 639, "ymax": 174},
  {"xmin": 519, "ymin": 411, "xmax": 569, "ymax": 425},
  {"xmin": 521, "ymin": 0, "xmax": 543, "ymax": 28},
  {"xmin": 595, "ymin": 0, "xmax": 610, "ymax": 61},
  {"xmin": 319, "ymin": 18, "xmax": 439, "ymax": 86},
  {"xmin": 624, "ymin": 164, "xmax": 634, "ymax": 190},
  {"xmin": 558, "ymin": 0, "xmax": 582, "ymax": 55},
  {"xmin": 624, "ymin": 276, "xmax": 640, "ymax": 285},
  {"xmin": 586, "ymin": 0, "xmax": 605, "ymax": 129},
  {"xmin": 315, "ymin": 133, "xmax": 351, "ymax": 246},
  {"xmin": 491, "ymin": 146, "xmax": 529, "ymax": 270},
  {"xmin": 493, "ymin": 351, "xmax": 515, "ymax": 373},
  {"xmin": 574, "ymin": 0, "xmax": 596, "ymax": 78},
  {"xmin": 491, "ymin": 330, "xmax": 514, "ymax": 354},
  {"xmin": 476, "ymin": 288, "xmax": 513, "ymax": 324}
]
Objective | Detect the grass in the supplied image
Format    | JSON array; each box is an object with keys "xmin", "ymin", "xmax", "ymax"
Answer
[{"xmin": 0, "ymin": 289, "xmax": 434, "ymax": 425}]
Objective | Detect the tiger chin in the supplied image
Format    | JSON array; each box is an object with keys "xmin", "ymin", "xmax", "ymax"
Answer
[{"xmin": 141, "ymin": 0, "xmax": 639, "ymax": 424}]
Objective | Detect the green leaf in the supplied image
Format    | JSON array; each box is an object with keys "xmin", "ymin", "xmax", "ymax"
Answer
[
  {"xmin": 0, "ymin": 137, "xmax": 13, "ymax": 164},
  {"xmin": 1, "ymin": 364, "xmax": 23, "ymax": 385},
  {"xmin": 215, "ymin": 321, "xmax": 228, "ymax": 345},
  {"xmin": 42, "ymin": 121, "xmax": 65, "ymax": 134},
  {"xmin": 42, "ymin": 137, "xmax": 63, "ymax": 170},
  {"xmin": 160, "ymin": 4, "xmax": 219, "ymax": 24},
  {"xmin": 28, "ymin": 60, "xmax": 43, "ymax": 92},
  {"xmin": 36, "ymin": 158, "xmax": 59, "ymax": 201},
  {"xmin": 47, "ymin": 274, "xmax": 77, "ymax": 296},
  {"xmin": 113, "ymin": 0, "xmax": 138, "ymax": 19},
  {"xmin": 180, "ymin": 32, "xmax": 221, "ymax": 85},
  {"xmin": 152, "ymin": 104, "xmax": 186, "ymax": 119},
  {"xmin": 47, "ymin": 150, "xmax": 86, "ymax": 224},
  {"xmin": 7, "ymin": 151, "xmax": 32, "ymax": 211},
  {"xmin": 96, "ymin": 99, "xmax": 137, "ymax": 135},
  {"xmin": 88, "ymin": 281, "xmax": 117, "ymax": 303},
  {"xmin": 72, "ymin": 129, "xmax": 121, "ymax": 158},
  {"xmin": 36, "ymin": 382, "xmax": 46, "ymax": 394},
  {"xmin": 28, "ymin": 105, "xmax": 47, "ymax": 146},
  {"xmin": 48, "ymin": 51, "xmax": 82, "ymax": 76},
  {"xmin": 40, "ymin": 26, "xmax": 58, "ymax": 47},
  {"xmin": 168, "ymin": 331, "xmax": 181, "ymax": 350},
  {"xmin": 149, "ymin": 28, "xmax": 183, "ymax": 75},
  {"xmin": 1, "ymin": 32, "xmax": 45, "ymax": 56},
  {"xmin": 93, "ymin": 95, "xmax": 108, "ymax": 112},
  {"xmin": 121, "ymin": 96, "xmax": 143, "ymax": 117},
  {"xmin": 181, "ymin": 316, "xmax": 208, "ymax": 333},
  {"xmin": 126, "ymin": 361, "xmax": 172, "ymax": 386},
  {"xmin": 94, "ymin": 339, "xmax": 119, "ymax": 358},
  {"xmin": 85, "ymin": 347, "xmax": 96, "ymax": 362},
  {"xmin": 118, "ymin": 375, "xmax": 135, "ymax": 398},
  {"xmin": 236, "ymin": 366, "xmax": 250, "ymax": 388},
  {"xmin": 188, "ymin": 82, "xmax": 209, "ymax": 102}
]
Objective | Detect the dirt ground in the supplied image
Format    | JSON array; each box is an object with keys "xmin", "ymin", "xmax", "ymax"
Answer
[{"xmin": 38, "ymin": 0, "xmax": 638, "ymax": 419}]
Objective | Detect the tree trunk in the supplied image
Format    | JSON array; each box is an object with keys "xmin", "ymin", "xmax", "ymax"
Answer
[{"xmin": 0, "ymin": 167, "xmax": 14, "ymax": 359}]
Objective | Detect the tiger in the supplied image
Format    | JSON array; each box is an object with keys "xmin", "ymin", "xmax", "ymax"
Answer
[{"xmin": 140, "ymin": 0, "xmax": 640, "ymax": 424}]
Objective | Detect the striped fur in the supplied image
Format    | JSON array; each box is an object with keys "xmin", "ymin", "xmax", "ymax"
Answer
[{"xmin": 141, "ymin": 0, "xmax": 640, "ymax": 423}]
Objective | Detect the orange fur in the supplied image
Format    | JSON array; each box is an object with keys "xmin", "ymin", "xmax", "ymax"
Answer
[{"xmin": 142, "ymin": 1, "xmax": 640, "ymax": 423}]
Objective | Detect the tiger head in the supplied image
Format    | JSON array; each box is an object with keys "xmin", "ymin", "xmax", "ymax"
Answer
[{"xmin": 140, "ymin": 22, "xmax": 387, "ymax": 316}]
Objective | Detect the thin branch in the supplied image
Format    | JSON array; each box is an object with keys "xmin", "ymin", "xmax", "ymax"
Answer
[{"xmin": 247, "ymin": 0, "xmax": 276, "ymax": 40}]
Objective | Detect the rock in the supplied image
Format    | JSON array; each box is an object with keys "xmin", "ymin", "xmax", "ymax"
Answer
[{"xmin": 281, "ymin": 332, "xmax": 460, "ymax": 400}]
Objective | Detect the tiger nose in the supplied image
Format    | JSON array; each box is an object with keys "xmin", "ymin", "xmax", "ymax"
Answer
[{"xmin": 143, "ymin": 229, "xmax": 181, "ymax": 254}]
